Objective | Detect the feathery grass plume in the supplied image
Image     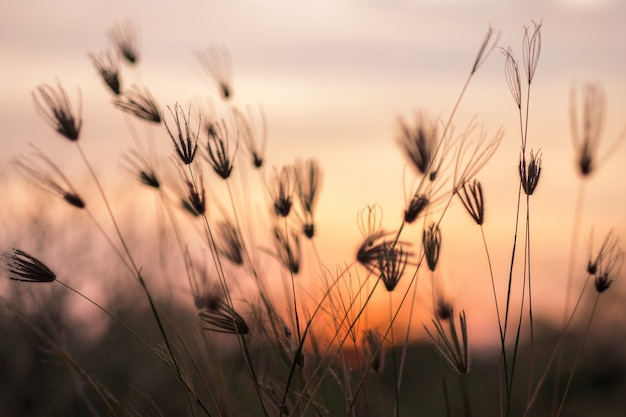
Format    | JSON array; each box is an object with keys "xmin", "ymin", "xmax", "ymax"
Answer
[
  {"xmin": 269, "ymin": 165, "xmax": 296, "ymax": 217},
  {"xmin": 397, "ymin": 113, "xmax": 438, "ymax": 178},
  {"xmin": 404, "ymin": 192, "xmax": 429, "ymax": 224},
  {"xmin": 453, "ymin": 123, "xmax": 504, "ymax": 190},
  {"xmin": 519, "ymin": 149, "xmax": 542, "ymax": 195},
  {"xmin": 424, "ymin": 309, "xmax": 471, "ymax": 374},
  {"xmin": 89, "ymin": 49, "xmax": 121, "ymax": 95},
  {"xmin": 272, "ymin": 226, "xmax": 301, "ymax": 274},
  {"xmin": 32, "ymin": 80, "xmax": 82, "ymax": 141},
  {"xmin": 120, "ymin": 148, "xmax": 160, "ymax": 189},
  {"xmin": 216, "ymin": 220, "xmax": 245, "ymax": 266},
  {"xmin": 570, "ymin": 83, "xmax": 608, "ymax": 177},
  {"xmin": 456, "ymin": 179, "xmax": 484, "ymax": 225},
  {"xmin": 196, "ymin": 46, "xmax": 233, "ymax": 100},
  {"xmin": 502, "ymin": 47, "xmax": 522, "ymax": 109},
  {"xmin": 164, "ymin": 104, "xmax": 200, "ymax": 165},
  {"xmin": 198, "ymin": 293, "xmax": 250, "ymax": 335},
  {"xmin": 470, "ymin": 25, "xmax": 500, "ymax": 75},
  {"xmin": 1, "ymin": 249, "xmax": 56, "ymax": 283},
  {"xmin": 295, "ymin": 158, "xmax": 323, "ymax": 238},
  {"xmin": 377, "ymin": 243, "xmax": 409, "ymax": 292},
  {"xmin": 108, "ymin": 20, "xmax": 140, "ymax": 65},
  {"xmin": 12, "ymin": 146, "xmax": 85, "ymax": 209},
  {"xmin": 522, "ymin": 20, "xmax": 542, "ymax": 84},
  {"xmin": 114, "ymin": 85, "xmax": 162, "ymax": 123},
  {"xmin": 423, "ymin": 223, "xmax": 442, "ymax": 272},
  {"xmin": 234, "ymin": 105, "xmax": 267, "ymax": 168},
  {"xmin": 363, "ymin": 328, "xmax": 385, "ymax": 374},
  {"xmin": 204, "ymin": 119, "xmax": 238, "ymax": 179}
]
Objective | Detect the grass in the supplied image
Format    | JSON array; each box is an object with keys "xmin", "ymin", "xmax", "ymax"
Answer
[{"xmin": 1, "ymin": 18, "xmax": 625, "ymax": 417}]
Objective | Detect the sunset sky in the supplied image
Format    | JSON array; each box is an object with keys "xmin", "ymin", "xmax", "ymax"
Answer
[{"xmin": 2, "ymin": 0, "xmax": 626, "ymax": 347}]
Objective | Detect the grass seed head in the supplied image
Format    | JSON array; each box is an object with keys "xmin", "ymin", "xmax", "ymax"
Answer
[
  {"xmin": 519, "ymin": 149, "xmax": 542, "ymax": 196},
  {"xmin": 423, "ymin": 223, "xmax": 442, "ymax": 272},
  {"xmin": 456, "ymin": 179, "xmax": 484, "ymax": 225},
  {"xmin": 204, "ymin": 119, "xmax": 237, "ymax": 179},
  {"xmin": 108, "ymin": 20, "xmax": 140, "ymax": 65},
  {"xmin": 2, "ymin": 249, "xmax": 56, "ymax": 283},
  {"xmin": 33, "ymin": 80, "xmax": 82, "ymax": 141},
  {"xmin": 114, "ymin": 85, "xmax": 162, "ymax": 124},
  {"xmin": 377, "ymin": 243, "xmax": 409, "ymax": 292},
  {"xmin": 196, "ymin": 46, "xmax": 233, "ymax": 100},
  {"xmin": 89, "ymin": 49, "xmax": 122, "ymax": 95}
]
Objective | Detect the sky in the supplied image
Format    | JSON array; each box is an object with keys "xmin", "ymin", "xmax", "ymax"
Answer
[{"xmin": 2, "ymin": 0, "xmax": 626, "ymax": 347}]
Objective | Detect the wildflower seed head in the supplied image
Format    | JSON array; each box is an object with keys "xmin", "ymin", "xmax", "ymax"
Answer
[
  {"xmin": 363, "ymin": 329, "xmax": 385, "ymax": 374},
  {"xmin": 502, "ymin": 47, "xmax": 522, "ymax": 109},
  {"xmin": 397, "ymin": 114, "xmax": 437, "ymax": 177},
  {"xmin": 183, "ymin": 179, "xmax": 206, "ymax": 216},
  {"xmin": 121, "ymin": 149, "xmax": 160, "ymax": 189},
  {"xmin": 164, "ymin": 104, "xmax": 200, "ymax": 165},
  {"xmin": 196, "ymin": 46, "xmax": 233, "ymax": 100},
  {"xmin": 435, "ymin": 298, "xmax": 454, "ymax": 321},
  {"xmin": 108, "ymin": 20, "xmax": 140, "ymax": 65},
  {"xmin": 594, "ymin": 273, "xmax": 612, "ymax": 293},
  {"xmin": 33, "ymin": 81, "xmax": 82, "ymax": 141},
  {"xmin": 204, "ymin": 119, "xmax": 237, "ymax": 179},
  {"xmin": 2, "ymin": 249, "xmax": 56, "ymax": 283},
  {"xmin": 404, "ymin": 194, "xmax": 429, "ymax": 224},
  {"xmin": 453, "ymin": 124, "xmax": 503, "ymax": 190},
  {"xmin": 423, "ymin": 223, "xmax": 442, "ymax": 272},
  {"xmin": 570, "ymin": 83, "xmax": 606, "ymax": 177},
  {"xmin": 424, "ymin": 310, "xmax": 471, "ymax": 374},
  {"xmin": 587, "ymin": 229, "xmax": 623, "ymax": 293},
  {"xmin": 519, "ymin": 149, "xmax": 542, "ymax": 196},
  {"xmin": 12, "ymin": 147, "xmax": 86, "ymax": 209},
  {"xmin": 471, "ymin": 25, "xmax": 500, "ymax": 75},
  {"xmin": 270, "ymin": 166, "xmax": 296, "ymax": 217},
  {"xmin": 113, "ymin": 85, "xmax": 162, "ymax": 123},
  {"xmin": 272, "ymin": 227, "xmax": 301, "ymax": 274},
  {"xmin": 233, "ymin": 106, "xmax": 267, "ymax": 169},
  {"xmin": 377, "ymin": 243, "xmax": 409, "ymax": 292},
  {"xmin": 216, "ymin": 220, "xmax": 245, "ymax": 266},
  {"xmin": 296, "ymin": 158, "xmax": 323, "ymax": 216},
  {"xmin": 198, "ymin": 296, "xmax": 249, "ymax": 335},
  {"xmin": 456, "ymin": 179, "xmax": 484, "ymax": 225},
  {"xmin": 522, "ymin": 20, "xmax": 542, "ymax": 84},
  {"xmin": 303, "ymin": 223, "xmax": 315, "ymax": 239},
  {"xmin": 89, "ymin": 49, "xmax": 121, "ymax": 95}
]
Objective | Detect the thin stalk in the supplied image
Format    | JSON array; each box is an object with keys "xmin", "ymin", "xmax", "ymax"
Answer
[
  {"xmin": 75, "ymin": 143, "xmax": 196, "ymax": 416},
  {"xmin": 389, "ymin": 293, "xmax": 400, "ymax": 417},
  {"xmin": 555, "ymin": 294, "xmax": 600, "ymax": 417}
]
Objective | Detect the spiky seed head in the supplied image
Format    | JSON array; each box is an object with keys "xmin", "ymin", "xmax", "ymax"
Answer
[
  {"xmin": 114, "ymin": 85, "xmax": 162, "ymax": 123},
  {"xmin": 270, "ymin": 166, "xmax": 296, "ymax": 217},
  {"xmin": 471, "ymin": 25, "xmax": 500, "ymax": 75},
  {"xmin": 502, "ymin": 47, "xmax": 522, "ymax": 109},
  {"xmin": 121, "ymin": 149, "xmax": 160, "ymax": 189},
  {"xmin": 519, "ymin": 149, "xmax": 542, "ymax": 196},
  {"xmin": 216, "ymin": 221, "xmax": 244, "ymax": 266},
  {"xmin": 522, "ymin": 20, "xmax": 542, "ymax": 84},
  {"xmin": 33, "ymin": 81, "xmax": 83, "ymax": 141},
  {"xmin": 435, "ymin": 298, "xmax": 454, "ymax": 321},
  {"xmin": 205, "ymin": 119, "xmax": 237, "ymax": 179},
  {"xmin": 456, "ymin": 179, "xmax": 484, "ymax": 225},
  {"xmin": 2, "ymin": 249, "xmax": 56, "ymax": 283},
  {"xmin": 570, "ymin": 83, "xmax": 607, "ymax": 177},
  {"xmin": 163, "ymin": 104, "xmax": 200, "ymax": 165},
  {"xmin": 363, "ymin": 329, "xmax": 385, "ymax": 374},
  {"xmin": 404, "ymin": 193, "xmax": 429, "ymax": 224},
  {"xmin": 423, "ymin": 223, "xmax": 442, "ymax": 272},
  {"xmin": 198, "ymin": 296, "xmax": 249, "ymax": 335},
  {"xmin": 594, "ymin": 273, "xmax": 612, "ymax": 293},
  {"xmin": 195, "ymin": 46, "xmax": 233, "ymax": 100},
  {"xmin": 397, "ymin": 114, "xmax": 437, "ymax": 177},
  {"xmin": 303, "ymin": 223, "xmax": 315, "ymax": 239},
  {"xmin": 377, "ymin": 243, "xmax": 409, "ymax": 292},
  {"xmin": 108, "ymin": 20, "xmax": 140, "ymax": 65},
  {"xmin": 89, "ymin": 49, "xmax": 122, "ymax": 95}
]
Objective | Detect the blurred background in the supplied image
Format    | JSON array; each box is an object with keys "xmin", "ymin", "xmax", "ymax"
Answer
[{"xmin": 1, "ymin": 0, "xmax": 626, "ymax": 416}]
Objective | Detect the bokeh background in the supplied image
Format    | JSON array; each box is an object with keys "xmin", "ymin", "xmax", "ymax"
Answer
[{"xmin": 1, "ymin": 0, "xmax": 626, "ymax": 416}]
